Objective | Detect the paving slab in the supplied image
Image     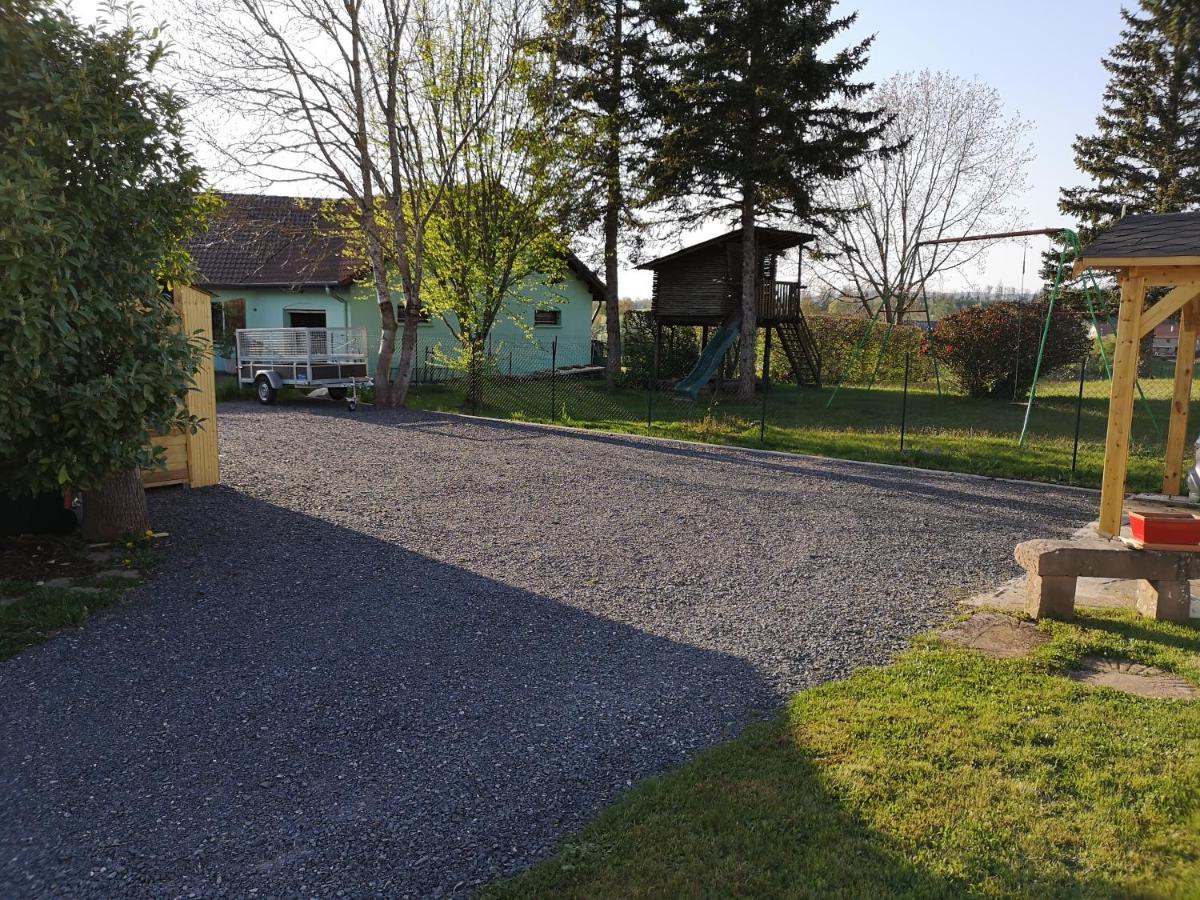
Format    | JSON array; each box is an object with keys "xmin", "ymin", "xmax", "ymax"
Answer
[
  {"xmin": 939, "ymin": 612, "xmax": 1050, "ymax": 658},
  {"xmin": 1068, "ymin": 657, "xmax": 1198, "ymax": 700}
]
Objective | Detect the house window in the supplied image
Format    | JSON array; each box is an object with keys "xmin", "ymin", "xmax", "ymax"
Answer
[
  {"xmin": 289, "ymin": 310, "xmax": 327, "ymax": 328},
  {"xmin": 534, "ymin": 309, "xmax": 561, "ymax": 327}
]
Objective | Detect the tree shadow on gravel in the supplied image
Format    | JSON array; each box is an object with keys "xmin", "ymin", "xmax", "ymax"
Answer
[{"xmin": 0, "ymin": 485, "xmax": 778, "ymax": 899}]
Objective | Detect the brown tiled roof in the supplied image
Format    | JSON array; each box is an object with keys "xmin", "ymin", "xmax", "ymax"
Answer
[
  {"xmin": 189, "ymin": 194, "xmax": 361, "ymax": 289},
  {"xmin": 1080, "ymin": 211, "xmax": 1200, "ymax": 261}
]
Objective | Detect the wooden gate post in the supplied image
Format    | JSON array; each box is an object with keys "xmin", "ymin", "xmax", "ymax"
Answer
[
  {"xmin": 1163, "ymin": 298, "xmax": 1200, "ymax": 496},
  {"xmin": 1098, "ymin": 274, "xmax": 1147, "ymax": 537}
]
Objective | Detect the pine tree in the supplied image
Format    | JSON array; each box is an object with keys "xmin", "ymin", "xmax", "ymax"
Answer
[
  {"xmin": 640, "ymin": 0, "xmax": 889, "ymax": 399},
  {"xmin": 540, "ymin": 1, "xmax": 652, "ymax": 389},
  {"xmin": 1046, "ymin": 0, "xmax": 1200, "ymax": 282}
]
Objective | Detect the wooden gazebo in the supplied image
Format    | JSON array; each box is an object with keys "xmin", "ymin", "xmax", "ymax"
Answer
[{"xmin": 1073, "ymin": 211, "xmax": 1200, "ymax": 537}]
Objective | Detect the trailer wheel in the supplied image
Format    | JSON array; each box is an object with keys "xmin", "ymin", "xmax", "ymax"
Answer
[
  {"xmin": 347, "ymin": 398, "xmax": 358, "ymax": 412},
  {"xmin": 255, "ymin": 375, "xmax": 278, "ymax": 405},
  {"xmin": 328, "ymin": 387, "xmax": 348, "ymax": 401}
]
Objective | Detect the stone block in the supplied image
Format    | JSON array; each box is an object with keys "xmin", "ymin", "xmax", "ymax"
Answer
[
  {"xmin": 1024, "ymin": 573, "xmax": 1077, "ymax": 620},
  {"xmin": 1136, "ymin": 579, "xmax": 1192, "ymax": 623}
]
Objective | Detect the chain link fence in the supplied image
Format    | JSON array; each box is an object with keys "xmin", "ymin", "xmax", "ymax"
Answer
[{"xmin": 400, "ymin": 317, "xmax": 1191, "ymax": 493}]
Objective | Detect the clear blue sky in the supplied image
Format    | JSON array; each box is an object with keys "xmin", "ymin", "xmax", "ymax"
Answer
[{"xmin": 64, "ymin": 0, "xmax": 1130, "ymax": 295}]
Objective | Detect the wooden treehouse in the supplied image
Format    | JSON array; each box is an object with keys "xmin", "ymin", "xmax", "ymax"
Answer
[{"xmin": 638, "ymin": 227, "xmax": 821, "ymax": 395}]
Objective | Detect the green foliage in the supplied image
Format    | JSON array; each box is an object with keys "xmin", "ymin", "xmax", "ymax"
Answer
[
  {"xmin": 806, "ymin": 314, "xmax": 930, "ymax": 386},
  {"xmin": 934, "ymin": 303, "xmax": 1090, "ymax": 399},
  {"xmin": 0, "ymin": 0, "xmax": 210, "ymax": 495},
  {"xmin": 421, "ymin": 182, "xmax": 569, "ymax": 358},
  {"xmin": 536, "ymin": 0, "xmax": 651, "ymax": 232},
  {"xmin": 639, "ymin": 0, "xmax": 889, "ymax": 227},
  {"xmin": 619, "ymin": 312, "xmax": 700, "ymax": 384}
]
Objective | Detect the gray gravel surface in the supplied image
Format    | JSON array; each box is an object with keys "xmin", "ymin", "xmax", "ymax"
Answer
[{"xmin": 0, "ymin": 405, "xmax": 1096, "ymax": 898}]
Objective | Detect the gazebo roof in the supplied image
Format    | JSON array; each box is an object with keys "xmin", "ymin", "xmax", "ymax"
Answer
[
  {"xmin": 1078, "ymin": 211, "xmax": 1200, "ymax": 268},
  {"xmin": 637, "ymin": 226, "xmax": 815, "ymax": 270}
]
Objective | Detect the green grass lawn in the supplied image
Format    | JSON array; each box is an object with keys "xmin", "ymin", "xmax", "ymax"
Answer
[
  {"xmin": 0, "ymin": 580, "xmax": 126, "ymax": 660},
  {"xmin": 404, "ymin": 373, "xmax": 1183, "ymax": 492},
  {"xmin": 0, "ymin": 532, "xmax": 160, "ymax": 661},
  {"xmin": 488, "ymin": 610, "xmax": 1200, "ymax": 899}
]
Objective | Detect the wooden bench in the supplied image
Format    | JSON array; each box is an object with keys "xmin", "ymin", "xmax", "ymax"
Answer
[{"xmin": 1015, "ymin": 537, "xmax": 1198, "ymax": 623}]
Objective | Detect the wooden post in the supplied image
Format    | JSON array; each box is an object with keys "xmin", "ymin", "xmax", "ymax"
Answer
[
  {"xmin": 1162, "ymin": 298, "xmax": 1199, "ymax": 495},
  {"xmin": 1098, "ymin": 273, "xmax": 1147, "ymax": 536},
  {"xmin": 177, "ymin": 284, "xmax": 220, "ymax": 488}
]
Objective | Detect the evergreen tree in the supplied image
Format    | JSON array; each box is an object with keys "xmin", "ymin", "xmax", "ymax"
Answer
[
  {"xmin": 540, "ymin": 1, "xmax": 652, "ymax": 389},
  {"xmin": 1046, "ymin": 0, "xmax": 1200, "ymax": 282},
  {"xmin": 640, "ymin": 0, "xmax": 889, "ymax": 399}
]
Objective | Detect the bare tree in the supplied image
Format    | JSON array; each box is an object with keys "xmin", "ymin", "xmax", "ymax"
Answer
[
  {"xmin": 178, "ymin": 0, "xmax": 510, "ymax": 406},
  {"xmin": 816, "ymin": 71, "xmax": 1033, "ymax": 324}
]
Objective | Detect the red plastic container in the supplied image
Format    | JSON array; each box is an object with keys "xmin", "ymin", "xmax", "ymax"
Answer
[{"xmin": 1128, "ymin": 511, "xmax": 1200, "ymax": 546}]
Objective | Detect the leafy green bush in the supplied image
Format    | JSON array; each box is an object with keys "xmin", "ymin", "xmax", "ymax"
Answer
[
  {"xmin": 933, "ymin": 302, "xmax": 1089, "ymax": 399},
  {"xmin": 621, "ymin": 312, "xmax": 702, "ymax": 385},
  {"xmin": 0, "ymin": 1, "xmax": 211, "ymax": 535},
  {"xmin": 806, "ymin": 313, "xmax": 931, "ymax": 385}
]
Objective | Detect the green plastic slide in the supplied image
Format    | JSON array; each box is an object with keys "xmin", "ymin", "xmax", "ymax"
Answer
[{"xmin": 674, "ymin": 310, "xmax": 742, "ymax": 400}]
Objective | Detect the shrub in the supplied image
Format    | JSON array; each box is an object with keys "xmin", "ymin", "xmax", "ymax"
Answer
[
  {"xmin": 621, "ymin": 312, "xmax": 702, "ymax": 385},
  {"xmin": 804, "ymin": 313, "xmax": 932, "ymax": 385},
  {"xmin": 0, "ymin": 2, "xmax": 211, "ymax": 539},
  {"xmin": 933, "ymin": 302, "xmax": 1089, "ymax": 399}
]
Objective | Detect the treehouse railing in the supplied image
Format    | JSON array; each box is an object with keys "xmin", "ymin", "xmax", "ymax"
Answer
[{"xmin": 757, "ymin": 281, "xmax": 803, "ymax": 322}]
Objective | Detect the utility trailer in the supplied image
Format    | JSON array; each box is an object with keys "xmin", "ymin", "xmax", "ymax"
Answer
[{"xmin": 236, "ymin": 327, "xmax": 371, "ymax": 411}]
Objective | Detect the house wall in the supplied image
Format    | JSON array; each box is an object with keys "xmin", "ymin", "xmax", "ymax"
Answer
[
  {"xmin": 347, "ymin": 270, "xmax": 597, "ymax": 378},
  {"xmin": 207, "ymin": 271, "xmax": 597, "ymax": 379}
]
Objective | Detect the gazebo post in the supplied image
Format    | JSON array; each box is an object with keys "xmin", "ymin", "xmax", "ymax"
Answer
[
  {"xmin": 1098, "ymin": 272, "xmax": 1148, "ymax": 537},
  {"xmin": 1163, "ymin": 298, "xmax": 1200, "ymax": 496}
]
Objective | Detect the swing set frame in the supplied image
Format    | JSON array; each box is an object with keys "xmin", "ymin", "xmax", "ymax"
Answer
[{"xmin": 824, "ymin": 227, "xmax": 1162, "ymax": 450}]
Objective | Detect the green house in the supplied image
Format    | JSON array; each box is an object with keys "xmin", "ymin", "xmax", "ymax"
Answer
[{"xmin": 188, "ymin": 194, "xmax": 607, "ymax": 379}]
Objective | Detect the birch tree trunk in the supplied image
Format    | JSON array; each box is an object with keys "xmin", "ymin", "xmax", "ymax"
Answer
[{"xmin": 391, "ymin": 303, "xmax": 423, "ymax": 406}]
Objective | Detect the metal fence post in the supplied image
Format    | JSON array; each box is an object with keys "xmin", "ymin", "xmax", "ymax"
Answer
[
  {"xmin": 648, "ymin": 323, "xmax": 659, "ymax": 429},
  {"xmin": 1070, "ymin": 348, "xmax": 1088, "ymax": 484},
  {"xmin": 550, "ymin": 337, "xmax": 558, "ymax": 421},
  {"xmin": 760, "ymin": 326, "xmax": 772, "ymax": 444},
  {"xmin": 899, "ymin": 351, "xmax": 911, "ymax": 453}
]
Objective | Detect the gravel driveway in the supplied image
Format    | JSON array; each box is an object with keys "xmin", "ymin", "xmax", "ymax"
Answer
[{"xmin": 0, "ymin": 405, "xmax": 1095, "ymax": 897}]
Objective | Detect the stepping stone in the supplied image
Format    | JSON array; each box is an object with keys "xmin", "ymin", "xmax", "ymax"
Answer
[
  {"xmin": 86, "ymin": 547, "xmax": 121, "ymax": 564},
  {"xmin": 41, "ymin": 577, "xmax": 76, "ymax": 589},
  {"xmin": 1068, "ymin": 657, "xmax": 1198, "ymax": 700},
  {"xmin": 94, "ymin": 569, "xmax": 140, "ymax": 581},
  {"xmin": 939, "ymin": 612, "xmax": 1050, "ymax": 659}
]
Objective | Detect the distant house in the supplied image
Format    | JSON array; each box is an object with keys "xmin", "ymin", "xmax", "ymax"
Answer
[
  {"xmin": 187, "ymin": 194, "xmax": 606, "ymax": 377},
  {"xmin": 1151, "ymin": 320, "xmax": 1200, "ymax": 359}
]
